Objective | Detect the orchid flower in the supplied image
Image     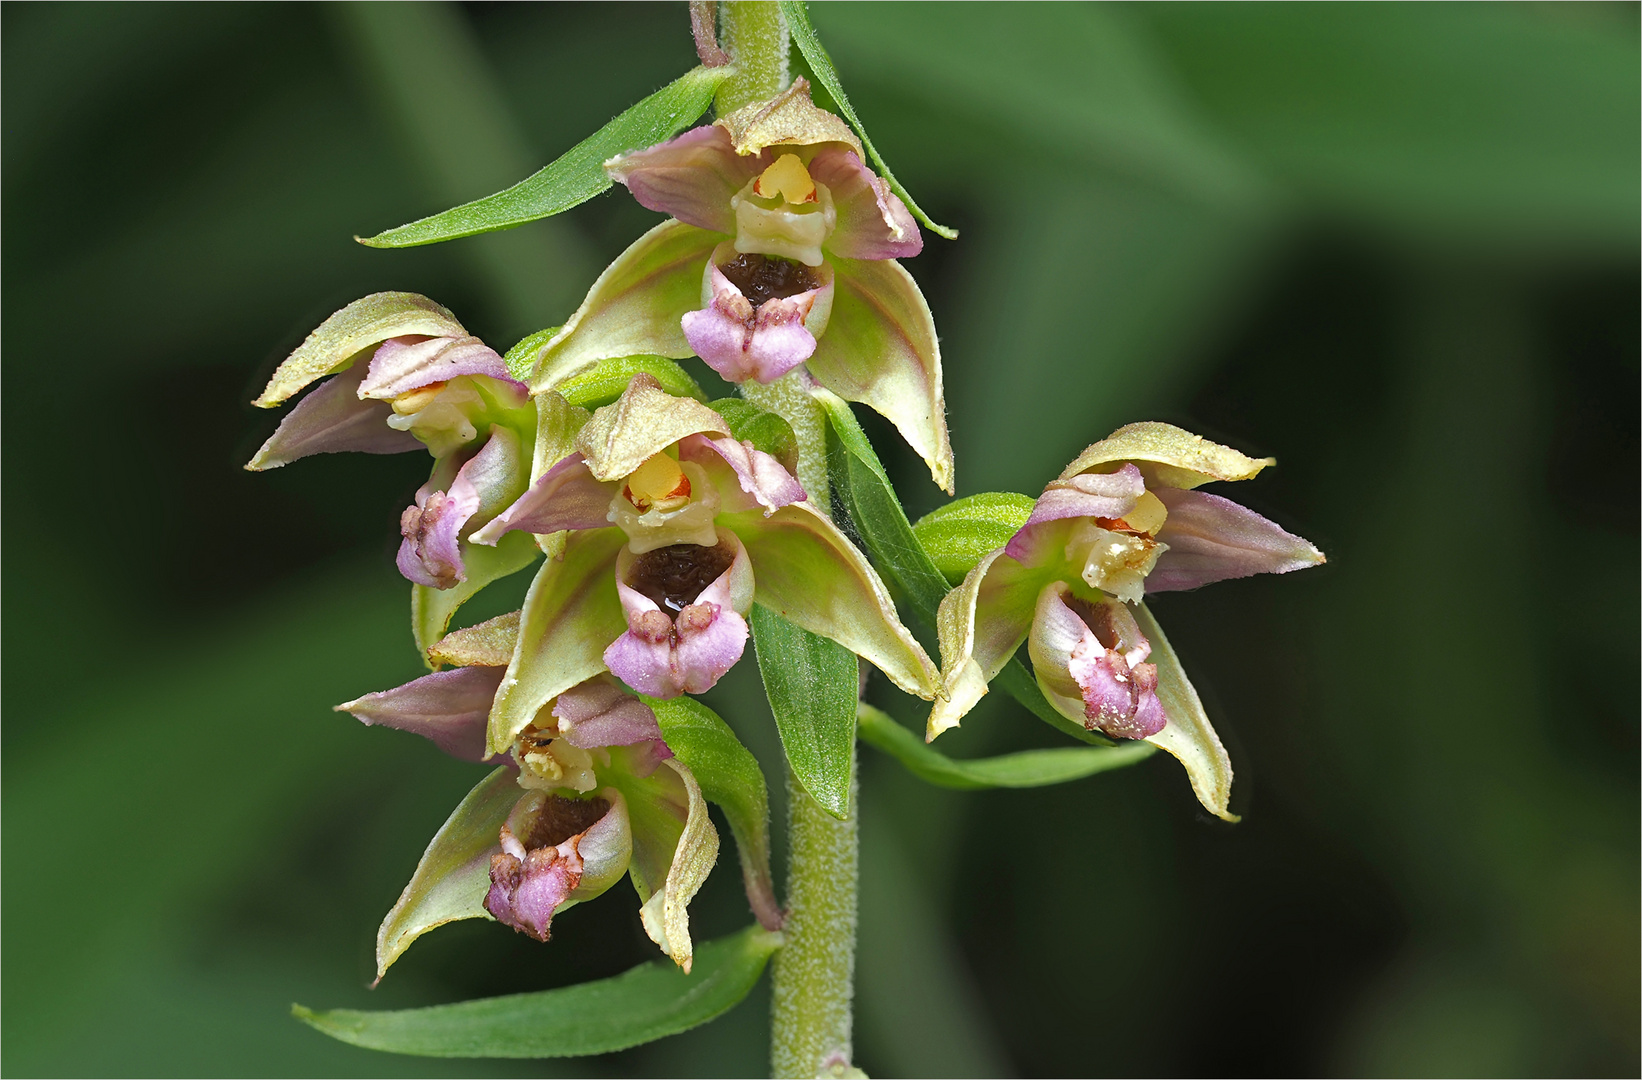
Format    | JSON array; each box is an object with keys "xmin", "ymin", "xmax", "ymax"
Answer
[
  {"xmin": 928, "ymin": 423, "xmax": 1325, "ymax": 818},
  {"xmin": 246, "ymin": 293, "xmax": 543, "ymax": 648},
  {"xmin": 526, "ymin": 80, "xmax": 953, "ymax": 492},
  {"xmin": 467, "ymin": 372, "xmax": 938, "ymax": 759},
  {"xmin": 339, "ymin": 616, "xmax": 724, "ymax": 977}
]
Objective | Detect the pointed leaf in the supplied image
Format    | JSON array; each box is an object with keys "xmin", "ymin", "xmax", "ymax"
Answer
[
  {"xmin": 912, "ymin": 492, "xmax": 1036, "ymax": 585},
  {"xmin": 644, "ymin": 694, "xmax": 780, "ymax": 930},
  {"xmin": 530, "ymin": 221, "xmax": 720, "ymax": 393},
  {"xmin": 557, "ymin": 355, "xmax": 707, "ymax": 410},
  {"xmin": 749, "ymin": 605, "xmax": 858, "ymax": 819},
  {"xmin": 487, "ymin": 530, "xmax": 626, "ymax": 755},
  {"xmin": 411, "ymin": 531, "xmax": 540, "ymax": 664},
  {"xmin": 778, "ymin": 1, "xmax": 956, "ymax": 239},
  {"xmin": 297, "ymin": 924, "xmax": 783, "ymax": 1058},
  {"xmin": 807, "ymin": 259, "xmax": 953, "ymax": 493},
  {"xmin": 1134, "ymin": 602, "xmax": 1238, "ymax": 822},
  {"xmin": 357, "ymin": 66, "xmax": 734, "ymax": 248},
  {"xmin": 858, "ymin": 703, "xmax": 1153, "ymax": 790},
  {"xmin": 374, "ymin": 766, "xmax": 517, "ymax": 983}
]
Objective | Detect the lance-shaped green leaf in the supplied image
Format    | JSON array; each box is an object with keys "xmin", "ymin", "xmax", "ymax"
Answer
[
  {"xmin": 502, "ymin": 327, "xmax": 562, "ymax": 381},
  {"xmin": 857, "ymin": 703, "xmax": 1154, "ymax": 790},
  {"xmin": 779, "ymin": 0, "xmax": 957, "ymax": 240},
  {"xmin": 412, "ymin": 532, "xmax": 540, "ymax": 664},
  {"xmin": 708, "ymin": 399, "xmax": 799, "ymax": 474},
  {"xmin": 557, "ymin": 355, "xmax": 707, "ymax": 411},
  {"xmin": 749, "ymin": 605, "xmax": 859, "ymax": 819},
  {"xmin": 807, "ymin": 258, "xmax": 953, "ymax": 493},
  {"xmin": 253, "ymin": 293, "xmax": 466, "ymax": 408},
  {"xmin": 1133, "ymin": 602, "xmax": 1238, "ymax": 821},
  {"xmin": 357, "ymin": 66, "xmax": 734, "ymax": 249},
  {"xmin": 487, "ymin": 530, "xmax": 626, "ymax": 756},
  {"xmin": 528, "ymin": 221, "xmax": 719, "ymax": 393},
  {"xmin": 913, "ymin": 492, "xmax": 1036, "ymax": 585},
  {"xmin": 295, "ymin": 924, "xmax": 782, "ymax": 1058},
  {"xmin": 645, "ymin": 694, "xmax": 780, "ymax": 930},
  {"xmin": 726, "ymin": 500, "xmax": 937, "ymax": 701},
  {"xmin": 818, "ymin": 389, "xmax": 949, "ymax": 616},
  {"xmin": 373, "ymin": 766, "xmax": 516, "ymax": 983}
]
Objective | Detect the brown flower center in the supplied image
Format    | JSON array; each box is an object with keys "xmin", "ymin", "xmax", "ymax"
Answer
[
  {"xmin": 627, "ymin": 539, "xmax": 737, "ymax": 612},
  {"xmin": 719, "ymin": 252, "xmax": 820, "ymax": 309},
  {"xmin": 521, "ymin": 794, "xmax": 610, "ymax": 849}
]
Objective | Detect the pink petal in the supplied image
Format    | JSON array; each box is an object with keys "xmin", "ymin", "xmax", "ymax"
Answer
[
  {"xmin": 1030, "ymin": 586, "xmax": 1167, "ymax": 740},
  {"xmin": 681, "ymin": 261, "xmax": 827, "ymax": 384},
  {"xmin": 471, "ymin": 454, "xmax": 616, "ymax": 545},
  {"xmin": 337, "ymin": 666, "xmax": 504, "ymax": 762},
  {"xmin": 359, "ymin": 335, "xmax": 522, "ymax": 400},
  {"xmin": 1149, "ymin": 488, "xmax": 1325, "ymax": 592},
  {"xmin": 1005, "ymin": 464, "xmax": 1148, "ymax": 563},
  {"xmin": 605, "ymin": 126, "xmax": 763, "ymax": 234},
  {"xmin": 246, "ymin": 363, "xmax": 420, "ymax": 470},
  {"xmin": 552, "ymin": 677, "xmax": 670, "ymax": 752},
  {"xmin": 808, "ymin": 147, "xmax": 922, "ymax": 260},
  {"xmin": 680, "ymin": 434, "xmax": 806, "ymax": 514}
]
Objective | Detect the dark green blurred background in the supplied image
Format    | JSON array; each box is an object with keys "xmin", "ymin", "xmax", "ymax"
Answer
[{"xmin": 4, "ymin": 3, "xmax": 1637, "ymax": 1076}]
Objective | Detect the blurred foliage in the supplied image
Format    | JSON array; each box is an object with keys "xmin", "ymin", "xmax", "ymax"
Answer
[{"xmin": 3, "ymin": 3, "xmax": 1636, "ymax": 1076}]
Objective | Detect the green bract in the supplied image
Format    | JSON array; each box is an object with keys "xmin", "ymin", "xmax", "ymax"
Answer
[{"xmin": 357, "ymin": 65, "xmax": 737, "ymax": 248}]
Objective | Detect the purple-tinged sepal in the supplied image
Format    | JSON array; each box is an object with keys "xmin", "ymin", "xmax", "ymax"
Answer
[{"xmin": 337, "ymin": 665, "xmax": 502, "ymax": 763}]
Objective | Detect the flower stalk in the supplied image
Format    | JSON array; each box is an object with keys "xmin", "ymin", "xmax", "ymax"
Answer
[{"xmin": 705, "ymin": 5, "xmax": 864, "ymax": 1073}]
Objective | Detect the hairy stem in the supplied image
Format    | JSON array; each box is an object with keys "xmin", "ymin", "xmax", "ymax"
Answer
[
  {"xmin": 770, "ymin": 764, "xmax": 859, "ymax": 1078},
  {"xmin": 715, "ymin": 0, "xmax": 789, "ymax": 115}
]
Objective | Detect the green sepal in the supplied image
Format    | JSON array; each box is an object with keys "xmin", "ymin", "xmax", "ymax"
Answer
[
  {"xmin": 779, "ymin": 1, "xmax": 957, "ymax": 240},
  {"xmin": 912, "ymin": 492, "xmax": 1036, "ymax": 585},
  {"xmin": 857, "ymin": 703, "xmax": 1152, "ymax": 790},
  {"xmin": 558, "ymin": 356, "xmax": 707, "ymax": 411},
  {"xmin": 749, "ymin": 605, "xmax": 858, "ymax": 820},
  {"xmin": 296, "ymin": 924, "xmax": 783, "ymax": 1058},
  {"xmin": 357, "ymin": 65, "xmax": 735, "ymax": 248},
  {"xmin": 412, "ymin": 531, "xmax": 541, "ymax": 665},
  {"xmin": 708, "ymin": 398, "xmax": 799, "ymax": 473},
  {"xmin": 644, "ymin": 694, "xmax": 779, "ymax": 930},
  {"xmin": 372, "ymin": 766, "xmax": 516, "ymax": 983},
  {"xmin": 820, "ymin": 394, "xmax": 1109, "ymax": 744}
]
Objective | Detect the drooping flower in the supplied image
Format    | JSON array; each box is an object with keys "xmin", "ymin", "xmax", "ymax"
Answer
[
  {"xmin": 339, "ymin": 617, "xmax": 730, "ymax": 977},
  {"xmin": 928, "ymin": 423, "xmax": 1325, "ymax": 818},
  {"xmin": 246, "ymin": 293, "xmax": 544, "ymax": 647},
  {"xmin": 468, "ymin": 373, "xmax": 938, "ymax": 758},
  {"xmin": 525, "ymin": 80, "xmax": 953, "ymax": 492}
]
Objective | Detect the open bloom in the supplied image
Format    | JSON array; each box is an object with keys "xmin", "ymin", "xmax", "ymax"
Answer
[
  {"xmin": 247, "ymin": 293, "xmax": 542, "ymax": 646},
  {"xmin": 526, "ymin": 80, "xmax": 953, "ymax": 492},
  {"xmin": 340, "ymin": 622, "xmax": 724, "ymax": 977},
  {"xmin": 467, "ymin": 373, "xmax": 937, "ymax": 758},
  {"xmin": 929, "ymin": 423, "xmax": 1325, "ymax": 818}
]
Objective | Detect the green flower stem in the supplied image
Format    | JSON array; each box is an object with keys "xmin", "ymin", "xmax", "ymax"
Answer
[
  {"xmin": 715, "ymin": 1, "xmax": 790, "ymax": 115},
  {"xmin": 770, "ymin": 765, "xmax": 859, "ymax": 1079},
  {"xmin": 739, "ymin": 372, "xmax": 830, "ymax": 511},
  {"xmin": 715, "ymin": 9, "xmax": 861, "ymax": 1073}
]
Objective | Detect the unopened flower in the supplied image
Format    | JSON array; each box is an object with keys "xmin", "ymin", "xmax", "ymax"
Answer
[
  {"xmin": 340, "ymin": 623, "xmax": 722, "ymax": 975},
  {"xmin": 469, "ymin": 373, "xmax": 937, "ymax": 757},
  {"xmin": 929, "ymin": 423, "xmax": 1325, "ymax": 818},
  {"xmin": 527, "ymin": 80, "xmax": 953, "ymax": 492}
]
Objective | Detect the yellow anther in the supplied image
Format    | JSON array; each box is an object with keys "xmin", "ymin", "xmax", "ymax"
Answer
[
  {"xmin": 1120, "ymin": 490, "xmax": 1168, "ymax": 536},
  {"xmin": 624, "ymin": 453, "xmax": 691, "ymax": 511},
  {"xmin": 391, "ymin": 382, "xmax": 446, "ymax": 416},
  {"xmin": 753, "ymin": 154, "xmax": 817, "ymax": 204}
]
